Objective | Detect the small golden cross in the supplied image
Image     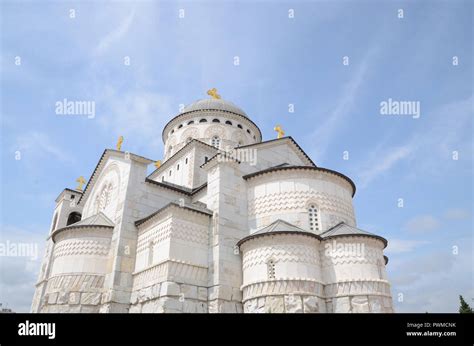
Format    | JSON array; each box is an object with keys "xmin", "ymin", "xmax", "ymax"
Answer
[
  {"xmin": 76, "ymin": 176, "xmax": 86, "ymax": 191},
  {"xmin": 274, "ymin": 125, "xmax": 285, "ymax": 139},
  {"xmin": 116, "ymin": 136, "xmax": 124, "ymax": 151},
  {"xmin": 207, "ymin": 88, "xmax": 221, "ymax": 99}
]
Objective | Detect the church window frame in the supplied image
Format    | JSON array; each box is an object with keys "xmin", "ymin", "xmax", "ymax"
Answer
[
  {"xmin": 308, "ymin": 204, "xmax": 320, "ymax": 232},
  {"xmin": 211, "ymin": 136, "xmax": 221, "ymax": 149},
  {"xmin": 267, "ymin": 258, "xmax": 276, "ymax": 279},
  {"xmin": 66, "ymin": 212, "xmax": 82, "ymax": 226}
]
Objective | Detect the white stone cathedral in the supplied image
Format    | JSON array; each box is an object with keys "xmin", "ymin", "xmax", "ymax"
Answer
[{"xmin": 32, "ymin": 92, "xmax": 394, "ymax": 313}]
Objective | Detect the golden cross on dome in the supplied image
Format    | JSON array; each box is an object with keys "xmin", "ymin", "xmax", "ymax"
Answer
[
  {"xmin": 116, "ymin": 136, "xmax": 124, "ymax": 151},
  {"xmin": 274, "ymin": 125, "xmax": 285, "ymax": 139},
  {"xmin": 154, "ymin": 160, "xmax": 162, "ymax": 169},
  {"xmin": 207, "ymin": 88, "xmax": 221, "ymax": 99},
  {"xmin": 76, "ymin": 176, "xmax": 86, "ymax": 191}
]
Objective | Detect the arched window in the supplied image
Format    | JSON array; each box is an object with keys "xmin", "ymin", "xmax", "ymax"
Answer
[
  {"xmin": 95, "ymin": 183, "xmax": 113, "ymax": 213},
  {"xmin": 246, "ymin": 129, "xmax": 251, "ymax": 134},
  {"xmin": 267, "ymin": 259, "xmax": 276, "ymax": 279},
  {"xmin": 169, "ymin": 170, "xmax": 172, "ymax": 176},
  {"xmin": 199, "ymin": 118, "xmax": 207, "ymax": 123},
  {"xmin": 308, "ymin": 205, "xmax": 319, "ymax": 231},
  {"xmin": 178, "ymin": 124, "xmax": 183, "ymax": 129},
  {"xmin": 225, "ymin": 120, "xmax": 232, "ymax": 126},
  {"xmin": 237, "ymin": 124, "xmax": 243, "ymax": 129},
  {"xmin": 187, "ymin": 120, "xmax": 194, "ymax": 125},
  {"xmin": 211, "ymin": 136, "xmax": 220, "ymax": 148},
  {"xmin": 212, "ymin": 118, "xmax": 220, "ymax": 123},
  {"xmin": 66, "ymin": 212, "xmax": 81, "ymax": 226},
  {"xmin": 185, "ymin": 157, "xmax": 188, "ymax": 164},
  {"xmin": 177, "ymin": 164, "xmax": 180, "ymax": 171},
  {"xmin": 171, "ymin": 129, "xmax": 175, "ymax": 134}
]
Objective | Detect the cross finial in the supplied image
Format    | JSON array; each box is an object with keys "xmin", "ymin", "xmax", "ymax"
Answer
[
  {"xmin": 207, "ymin": 88, "xmax": 221, "ymax": 99},
  {"xmin": 76, "ymin": 176, "xmax": 86, "ymax": 191},
  {"xmin": 116, "ymin": 136, "xmax": 124, "ymax": 151},
  {"xmin": 274, "ymin": 125, "xmax": 285, "ymax": 139},
  {"xmin": 154, "ymin": 160, "xmax": 162, "ymax": 169}
]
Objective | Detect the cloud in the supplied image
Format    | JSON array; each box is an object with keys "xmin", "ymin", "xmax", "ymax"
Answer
[
  {"xmin": 389, "ymin": 241, "xmax": 473, "ymax": 312},
  {"xmin": 97, "ymin": 87, "xmax": 175, "ymax": 152},
  {"xmin": 444, "ymin": 208, "xmax": 471, "ymax": 220},
  {"xmin": 95, "ymin": 8, "xmax": 136, "ymax": 56},
  {"xmin": 354, "ymin": 95, "xmax": 473, "ymax": 188},
  {"xmin": 357, "ymin": 144, "xmax": 413, "ymax": 188},
  {"xmin": 386, "ymin": 238, "xmax": 430, "ymax": 254},
  {"xmin": 13, "ymin": 131, "xmax": 74, "ymax": 165},
  {"xmin": 402, "ymin": 215, "xmax": 440, "ymax": 234},
  {"xmin": 0, "ymin": 225, "xmax": 46, "ymax": 312},
  {"xmin": 308, "ymin": 48, "xmax": 377, "ymax": 160}
]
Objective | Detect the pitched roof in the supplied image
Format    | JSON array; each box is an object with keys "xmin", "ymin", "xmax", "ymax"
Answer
[
  {"xmin": 135, "ymin": 201, "xmax": 212, "ymax": 228},
  {"xmin": 237, "ymin": 219, "xmax": 322, "ymax": 247},
  {"xmin": 148, "ymin": 139, "xmax": 219, "ymax": 180},
  {"xmin": 51, "ymin": 212, "xmax": 115, "ymax": 242},
  {"xmin": 69, "ymin": 212, "xmax": 115, "ymax": 228},
  {"xmin": 320, "ymin": 222, "xmax": 388, "ymax": 248},
  {"xmin": 145, "ymin": 179, "xmax": 207, "ymax": 196},
  {"xmin": 237, "ymin": 136, "xmax": 316, "ymax": 167},
  {"xmin": 78, "ymin": 149, "xmax": 154, "ymax": 204}
]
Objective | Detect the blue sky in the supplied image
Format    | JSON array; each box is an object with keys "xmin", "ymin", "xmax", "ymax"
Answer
[{"xmin": 1, "ymin": 0, "xmax": 472, "ymax": 312}]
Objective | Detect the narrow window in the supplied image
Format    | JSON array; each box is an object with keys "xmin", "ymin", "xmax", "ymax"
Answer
[
  {"xmin": 246, "ymin": 129, "xmax": 251, "ymax": 134},
  {"xmin": 199, "ymin": 118, "xmax": 207, "ymax": 123},
  {"xmin": 187, "ymin": 120, "xmax": 194, "ymax": 125},
  {"xmin": 185, "ymin": 158, "xmax": 188, "ymax": 164},
  {"xmin": 211, "ymin": 136, "xmax": 220, "ymax": 149},
  {"xmin": 267, "ymin": 259, "xmax": 276, "ymax": 279},
  {"xmin": 177, "ymin": 164, "xmax": 180, "ymax": 171},
  {"xmin": 225, "ymin": 120, "xmax": 232, "ymax": 125},
  {"xmin": 237, "ymin": 124, "xmax": 243, "ymax": 129},
  {"xmin": 169, "ymin": 170, "xmax": 172, "ymax": 176},
  {"xmin": 308, "ymin": 205, "xmax": 319, "ymax": 231},
  {"xmin": 212, "ymin": 118, "xmax": 220, "ymax": 123},
  {"xmin": 204, "ymin": 156, "xmax": 208, "ymax": 163},
  {"xmin": 161, "ymin": 176, "xmax": 164, "ymax": 182},
  {"xmin": 178, "ymin": 124, "xmax": 183, "ymax": 129}
]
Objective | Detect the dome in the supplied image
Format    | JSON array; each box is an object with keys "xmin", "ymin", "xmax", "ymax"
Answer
[{"xmin": 182, "ymin": 98, "xmax": 248, "ymax": 117}]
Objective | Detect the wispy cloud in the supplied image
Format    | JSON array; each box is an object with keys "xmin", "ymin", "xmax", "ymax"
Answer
[
  {"xmin": 444, "ymin": 208, "xmax": 471, "ymax": 221},
  {"xmin": 402, "ymin": 215, "xmax": 440, "ymax": 234},
  {"xmin": 386, "ymin": 238, "xmax": 430, "ymax": 254},
  {"xmin": 354, "ymin": 95, "xmax": 473, "ymax": 188},
  {"xmin": 13, "ymin": 131, "xmax": 74, "ymax": 165},
  {"xmin": 308, "ymin": 48, "xmax": 377, "ymax": 160},
  {"xmin": 95, "ymin": 8, "xmax": 136, "ymax": 56},
  {"xmin": 357, "ymin": 144, "xmax": 413, "ymax": 188}
]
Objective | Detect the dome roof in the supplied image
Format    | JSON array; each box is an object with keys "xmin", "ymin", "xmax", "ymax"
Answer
[{"xmin": 182, "ymin": 98, "xmax": 248, "ymax": 117}]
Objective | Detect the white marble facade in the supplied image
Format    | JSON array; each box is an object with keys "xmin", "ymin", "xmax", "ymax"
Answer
[{"xmin": 32, "ymin": 96, "xmax": 394, "ymax": 313}]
